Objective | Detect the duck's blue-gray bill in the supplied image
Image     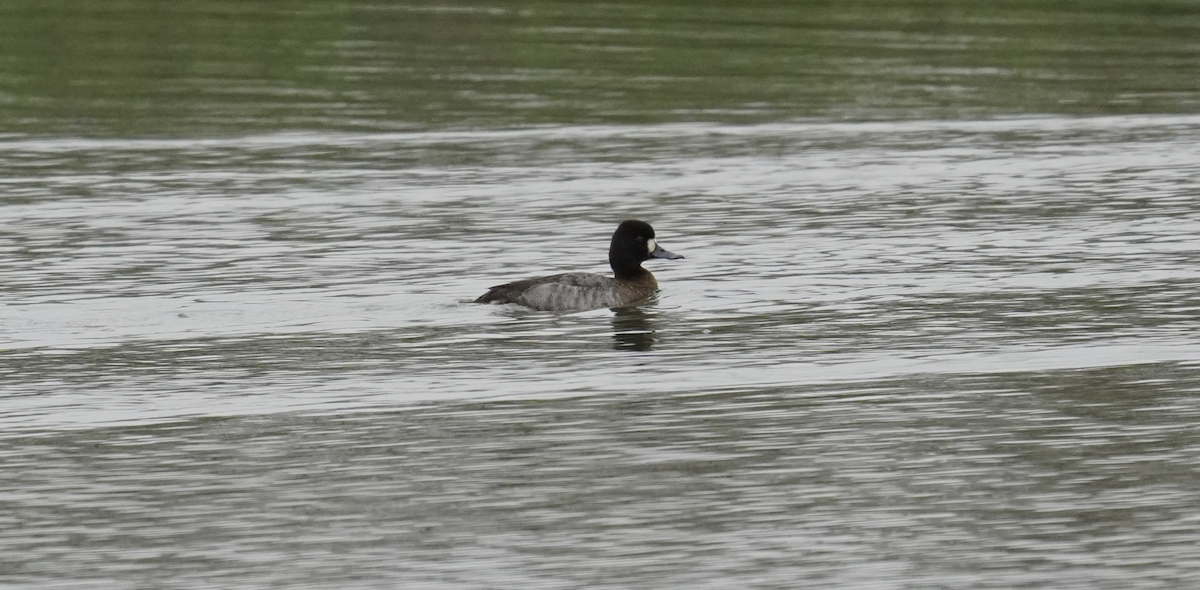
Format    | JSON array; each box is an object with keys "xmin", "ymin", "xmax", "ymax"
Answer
[{"xmin": 651, "ymin": 244, "xmax": 684, "ymax": 259}]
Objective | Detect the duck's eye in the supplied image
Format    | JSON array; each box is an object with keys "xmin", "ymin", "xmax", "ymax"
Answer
[{"xmin": 646, "ymin": 238, "xmax": 656, "ymax": 253}]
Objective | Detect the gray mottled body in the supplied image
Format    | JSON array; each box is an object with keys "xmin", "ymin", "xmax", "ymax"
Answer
[{"xmin": 474, "ymin": 271, "xmax": 659, "ymax": 312}]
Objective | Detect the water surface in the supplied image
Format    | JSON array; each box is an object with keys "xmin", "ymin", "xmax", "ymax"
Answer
[
  {"xmin": 5, "ymin": 116, "xmax": 1200, "ymax": 588},
  {"xmin": 4, "ymin": 1, "xmax": 1200, "ymax": 588},
  {"xmin": 3, "ymin": 0, "xmax": 1200, "ymax": 135}
]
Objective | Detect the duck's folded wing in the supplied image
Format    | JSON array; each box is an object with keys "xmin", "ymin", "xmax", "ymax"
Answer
[
  {"xmin": 517, "ymin": 274, "xmax": 620, "ymax": 311},
  {"xmin": 547, "ymin": 273, "xmax": 615, "ymax": 288}
]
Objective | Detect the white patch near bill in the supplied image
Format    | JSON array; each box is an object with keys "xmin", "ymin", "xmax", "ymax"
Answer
[{"xmin": 647, "ymin": 238, "xmax": 656, "ymax": 253}]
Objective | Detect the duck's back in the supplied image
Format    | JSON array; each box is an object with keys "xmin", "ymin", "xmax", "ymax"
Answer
[{"xmin": 475, "ymin": 272, "xmax": 655, "ymax": 311}]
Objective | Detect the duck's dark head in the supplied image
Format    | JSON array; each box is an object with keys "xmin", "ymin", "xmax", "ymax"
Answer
[{"xmin": 609, "ymin": 220, "xmax": 683, "ymax": 279}]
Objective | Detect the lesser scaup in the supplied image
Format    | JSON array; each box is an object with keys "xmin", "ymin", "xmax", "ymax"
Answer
[{"xmin": 474, "ymin": 220, "xmax": 683, "ymax": 312}]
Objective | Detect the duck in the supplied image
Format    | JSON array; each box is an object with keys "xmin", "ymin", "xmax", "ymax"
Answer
[{"xmin": 474, "ymin": 220, "xmax": 683, "ymax": 312}]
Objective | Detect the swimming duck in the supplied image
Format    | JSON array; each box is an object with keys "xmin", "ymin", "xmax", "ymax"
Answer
[{"xmin": 474, "ymin": 220, "xmax": 683, "ymax": 312}]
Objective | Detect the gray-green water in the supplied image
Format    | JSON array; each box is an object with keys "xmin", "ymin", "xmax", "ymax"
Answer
[
  {"xmin": 5, "ymin": 0, "xmax": 1200, "ymax": 134},
  {"xmin": 4, "ymin": 2, "xmax": 1200, "ymax": 588}
]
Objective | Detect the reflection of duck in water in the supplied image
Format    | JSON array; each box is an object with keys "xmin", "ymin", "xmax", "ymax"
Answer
[
  {"xmin": 474, "ymin": 220, "xmax": 683, "ymax": 312},
  {"xmin": 612, "ymin": 306, "xmax": 657, "ymax": 352}
]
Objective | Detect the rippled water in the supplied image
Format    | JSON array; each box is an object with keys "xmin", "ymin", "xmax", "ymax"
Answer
[
  {"xmin": 4, "ymin": 116, "xmax": 1200, "ymax": 587},
  {"xmin": 5, "ymin": 0, "xmax": 1200, "ymax": 134},
  {"xmin": 6, "ymin": 0, "xmax": 1200, "ymax": 586}
]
